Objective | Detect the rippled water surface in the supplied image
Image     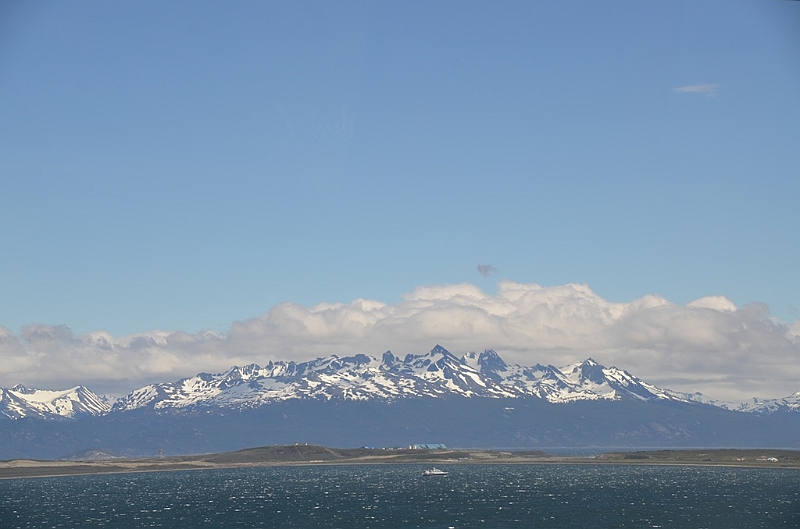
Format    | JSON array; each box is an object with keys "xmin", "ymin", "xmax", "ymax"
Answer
[{"xmin": 2, "ymin": 464, "xmax": 799, "ymax": 528}]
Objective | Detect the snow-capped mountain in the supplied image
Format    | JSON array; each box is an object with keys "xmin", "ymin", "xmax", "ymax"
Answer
[
  {"xmin": 463, "ymin": 350, "xmax": 679, "ymax": 404},
  {"xmin": 648, "ymin": 390, "xmax": 800, "ymax": 416},
  {"xmin": 7, "ymin": 346, "xmax": 800, "ymax": 419},
  {"xmin": 111, "ymin": 345, "xmax": 706, "ymax": 412},
  {"xmin": 112, "ymin": 345, "xmax": 514, "ymax": 412},
  {"xmin": 0, "ymin": 384, "xmax": 110, "ymax": 419},
  {"xmin": 729, "ymin": 392, "xmax": 800, "ymax": 415}
]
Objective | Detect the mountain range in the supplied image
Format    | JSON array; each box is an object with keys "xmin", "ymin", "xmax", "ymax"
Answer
[
  {"xmin": 3, "ymin": 345, "xmax": 799, "ymax": 420},
  {"xmin": 3, "ymin": 346, "xmax": 800, "ymax": 460}
]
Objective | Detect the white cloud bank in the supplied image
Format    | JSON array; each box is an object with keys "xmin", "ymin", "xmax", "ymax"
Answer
[{"xmin": 1, "ymin": 281, "xmax": 799, "ymax": 401}]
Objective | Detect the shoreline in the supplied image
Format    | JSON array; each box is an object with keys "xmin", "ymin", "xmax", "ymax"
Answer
[{"xmin": 3, "ymin": 447, "xmax": 799, "ymax": 480}]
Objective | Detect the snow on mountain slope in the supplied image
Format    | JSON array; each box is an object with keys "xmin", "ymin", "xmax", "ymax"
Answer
[
  {"xmin": 0, "ymin": 384, "xmax": 110, "ymax": 419},
  {"xmin": 12, "ymin": 346, "xmax": 800, "ymax": 417},
  {"xmin": 111, "ymin": 346, "xmax": 710, "ymax": 412},
  {"xmin": 649, "ymin": 388, "xmax": 800, "ymax": 414},
  {"xmin": 112, "ymin": 346, "xmax": 516, "ymax": 412},
  {"xmin": 656, "ymin": 389, "xmax": 740, "ymax": 410},
  {"xmin": 730, "ymin": 392, "xmax": 800, "ymax": 415}
]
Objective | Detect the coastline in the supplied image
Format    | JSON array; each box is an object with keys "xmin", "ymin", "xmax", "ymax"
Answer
[{"xmin": 2, "ymin": 446, "xmax": 799, "ymax": 480}]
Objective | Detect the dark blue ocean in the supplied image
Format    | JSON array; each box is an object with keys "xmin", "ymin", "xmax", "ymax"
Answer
[{"xmin": 2, "ymin": 464, "xmax": 799, "ymax": 528}]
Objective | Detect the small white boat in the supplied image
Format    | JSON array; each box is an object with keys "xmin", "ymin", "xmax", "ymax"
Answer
[{"xmin": 421, "ymin": 467, "xmax": 448, "ymax": 477}]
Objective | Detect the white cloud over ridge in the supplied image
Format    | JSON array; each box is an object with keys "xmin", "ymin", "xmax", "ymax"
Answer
[{"xmin": 1, "ymin": 281, "xmax": 798, "ymax": 401}]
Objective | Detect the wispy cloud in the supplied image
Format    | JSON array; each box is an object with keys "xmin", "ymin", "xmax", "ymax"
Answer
[
  {"xmin": 477, "ymin": 264, "xmax": 497, "ymax": 277},
  {"xmin": 673, "ymin": 84, "xmax": 720, "ymax": 97},
  {"xmin": 1, "ymin": 281, "xmax": 798, "ymax": 401}
]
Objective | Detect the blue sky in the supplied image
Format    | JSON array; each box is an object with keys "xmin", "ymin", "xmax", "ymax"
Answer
[{"xmin": 1, "ymin": 1, "xmax": 799, "ymax": 398}]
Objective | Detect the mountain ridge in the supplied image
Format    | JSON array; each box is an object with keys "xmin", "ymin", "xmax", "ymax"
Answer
[
  {"xmin": 3, "ymin": 345, "xmax": 798, "ymax": 420},
  {"xmin": 0, "ymin": 384, "xmax": 110, "ymax": 420}
]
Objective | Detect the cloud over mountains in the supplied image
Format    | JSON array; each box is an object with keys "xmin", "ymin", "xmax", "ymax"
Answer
[{"xmin": 1, "ymin": 281, "xmax": 798, "ymax": 401}]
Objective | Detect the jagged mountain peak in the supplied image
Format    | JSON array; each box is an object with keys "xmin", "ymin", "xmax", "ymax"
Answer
[
  {"xmin": 403, "ymin": 345, "xmax": 461, "ymax": 368},
  {"xmin": 478, "ymin": 349, "xmax": 508, "ymax": 372},
  {"xmin": 460, "ymin": 350, "xmax": 480, "ymax": 366},
  {"xmin": 0, "ymin": 384, "xmax": 110, "ymax": 420},
  {"xmin": 459, "ymin": 350, "xmax": 509, "ymax": 383},
  {"xmin": 435, "ymin": 344, "xmax": 464, "ymax": 361},
  {"xmin": 9, "ymin": 345, "xmax": 800, "ymax": 419},
  {"xmin": 381, "ymin": 350, "xmax": 397, "ymax": 365},
  {"xmin": 413, "ymin": 344, "xmax": 457, "ymax": 360},
  {"xmin": 563, "ymin": 358, "xmax": 607, "ymax": 386},
  {"xmin": 106, "ymin": 347, "xmax": 681, "ymax": 412},
  {"xmin": 732, "ymin": 392, "xmax": 800, "ymax": 415},
  {"xmin": 402, "ymin": 346, "xmax": 475, "ymax": 379}
]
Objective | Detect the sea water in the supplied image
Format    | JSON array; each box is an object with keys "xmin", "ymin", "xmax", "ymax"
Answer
[{"xmin": 2, "ymin": 464, "xmax": 799, "ymax": 528}]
